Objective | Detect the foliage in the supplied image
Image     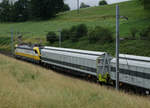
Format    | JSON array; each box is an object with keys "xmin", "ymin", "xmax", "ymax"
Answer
[
  {"xmin": 0, "ymin": 0, "xmax": 12, "ymax": 22},
  {"xmin": 11, "ymin": 0, "xmax": 30, "ymax": 22},
  {"xmin": 76, "ymin": 24, "xmax": 88, "ymax": 38},
  {"xmin": 62, "ymin": 4, "xmax": 70, "ymax": 12},
  {"xmin": 70, "ymin": 24, "xmax": 88, "ymax": 42},
  {"xmin": 140, "ymin": 26, "xmax": 150, "ymax": 40},
  {"xmin": 99, "ymin": 0, "xmax": 108, "ymax": 6},
  {"xmin": 0, "ymin": 0, "xmax": 67, "ymax": 22},
  {"xmin": 130, "ymin": 27, "xmax": 138, "ymax": 39},
  {"xmin": 138, "ymin": 0, "xmax": 150, "ymax": 10},
  {"xmin": 46, "ymin": 31, "xmax": 58, "ymax": 44},
  {"xmin": 61, "ymin": 29, "xmax": 70, "ymax": 41},
  {"xmin": 88, "ymin": 26, "xmax": 113, "ymax": 43},
  {"xmin": 30, "ymin": 0, "xmax": 59, "ymax": 20},
  {"xmin": 80, "ymin": 2, "xmax": 90, "ymax": 8},
  {"xmin": 70, "ymin": 25, "xmax": 78, "ymax": 42}
]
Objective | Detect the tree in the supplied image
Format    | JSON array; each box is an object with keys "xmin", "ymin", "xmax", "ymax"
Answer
[
  {"xmin": 61, "ymin": 29, "xmax": 70, "ymax": 41},
  {"xmin": 99, "ymin": 0, "xmax": 108, "ymax": 6},
  {"xmin": 55, "ymin": 0, "xmax": 65, "ymax": 13},
  {"xmin": 88, "ymin": 26, "xmax": 113, "ymax": 43},
  {"xmin": 0, "ymin": 0, "xmax": 12, "ymax": 22},
  {"xmin": 62, "ymin": 4, "xmax": 70, "ymax": 11},
  {"xmin": 80, "ymin": 2, "xmax": 90, "ymax": 8},
  {"xmin": 30, "ymin": 0, "xmax": 65, "ymax": 20},
  {"xmin": 138, "ymin": 0, "xmax": 150, "ymax": 10},
  {"xmin": 46, "ymin": 31, "xmax": 58, "ymax": 44},
  {"xmin": 11, "ymin": 0, "xmax": 30, "ymax": 22},
  {"xmin": 70, "ymin": 24, "xmax": 88, "ymax": 42},
  {"xmin": 0, "ymin": 0, "xmax": 66, "ymax": 22}
]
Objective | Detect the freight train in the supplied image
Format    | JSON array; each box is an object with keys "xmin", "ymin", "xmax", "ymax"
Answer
[{"xmin": 14, "ymin": 44, "xmax": 150, "ymax": 93}]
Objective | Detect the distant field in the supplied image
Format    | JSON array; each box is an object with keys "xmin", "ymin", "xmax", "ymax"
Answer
[
  {"xmin": 0, "ymin": 54, "xmax": 150, "ymax": 108},
  {"xmin": 0, "ymin": 1, "xmax": 150, "ymax": 56}
]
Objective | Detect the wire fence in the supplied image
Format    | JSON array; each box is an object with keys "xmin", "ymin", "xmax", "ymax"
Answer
[{"xmin": 0, "ymin": 29, "xmax": 63, "ymax": 54}]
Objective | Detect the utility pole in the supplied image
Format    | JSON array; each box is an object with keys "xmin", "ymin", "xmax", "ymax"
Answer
[
  {"xmin": 116, "ymin": 5, "xmax": 120, "ymax": 90},
  {"xmin": 59, "ymin": 29, "xmax": 61, "ymax": 47},
  {"xmin": 11, "ymin": 30, "xmax": 14, "ymax": 56},
  {"xmin": 77, "ymin": 0, "xmax": 79, "ymax": 14}
]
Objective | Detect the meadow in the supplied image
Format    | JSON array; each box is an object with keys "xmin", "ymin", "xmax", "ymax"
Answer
[{"xmin": 0, "ymin": 54, "xmax": 150, "ymax": 108}]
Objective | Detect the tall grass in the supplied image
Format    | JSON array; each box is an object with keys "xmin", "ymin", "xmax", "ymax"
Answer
[{"xmin": 0, "ymin": 54, "xmax": 150, "ymax": 108}]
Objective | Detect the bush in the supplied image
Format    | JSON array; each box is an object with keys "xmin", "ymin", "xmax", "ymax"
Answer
[
  {"xmin": 88, "ymin": 26, "xmax": 113, "ymax": 43},
  {"xmin": 61, "ymin": 29, "xmax": 70, "ymax": 41},
  {"xmin": 80, "ymin": 2, "xmax": 90, "ymax": 9},
  {"xmin": 46, "ymin": 31, "xmax": 58, "ymax": 44},
  {"xmin": 70, "ymin": 25, "xmax": 78, "ymax": 42},
  {"xmin": 76, "ymin": 24, "xmax": 88, "ymax": 38},
  {"xmin": 62, "ymin": 4, "xmax": 70, "ymax": 12},
  {"xmin": 130, "ymin": 27, "xmax": 138, "ymax": 39},
  {"xmin": 70, "ymin": 24, "xmax": 88, "ymax": 42},
  {"xmin": 140, "ymin": 26, "xmax": 150, "ymax": 40},
  {"xmin": 99, "ymin": 0, "xmax": 108, "ymax": 6}
]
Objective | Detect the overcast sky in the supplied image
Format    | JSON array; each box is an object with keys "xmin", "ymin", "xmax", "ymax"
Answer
[
  {"xmin": 0, "ymin": 0, "xmax": 129, "ymax": 10},
  {"xmin": 64, "ymin": 0, "xmax": 129, "ymax": 10}
]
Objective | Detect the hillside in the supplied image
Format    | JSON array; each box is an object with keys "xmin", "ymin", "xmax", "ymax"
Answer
[
  {"xmin": 0, "ymin": 1, "xmax": 150, "ymax": 56},
  {"xmin": 0, "ymin": 54, "xmax": 150, "ymax": 108},
  {"xmin": 0, "ymin": 1, "xmax": 149, "ymax": 37}
]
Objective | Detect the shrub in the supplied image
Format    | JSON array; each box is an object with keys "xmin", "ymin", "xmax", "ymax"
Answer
[
  {"xmin": 62, "ymin": 4, "xmax": 70, "ymax": 12},
  {"xmin": 61, "ymin": 29, "xmax": 70, "ymax": 41},
  {"xmin": 130, "ymin": 27, "xmax": 138, "ymax": 39},
  {"xmin": 99, "ymin": 0, "xmax": 108, "ymax": 6},
  {"xmin": 88, "ymin": 26, "xmax": 113, "ymax": 43},
  {"xmin": 80, "ymin": 2, "xmax": 90, "ymax": 9},
  {"xmin": 76, "ymin": 24, "xmax": 88, "ymax": 38},
  {"xmin": 70, "ymin": 25, "xmax": 78, "ymax": 42},
  {"xmin": 140, "ymin": 26, "xmax": 150, "ymax": 40},
  {"xmin": 46, "ymin": 31, "xmax": 58, "ymax": 44},
  {"xmin": 70, "ymin": 24, "xmax": 88, "ymax": 42}
]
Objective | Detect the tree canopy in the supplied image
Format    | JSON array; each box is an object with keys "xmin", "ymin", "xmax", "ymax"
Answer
[
  {"xmin": 138, "ymin": 0, "xmax": 150, "ymax": 10},
  {"xmin": 99, "ymin": 0, "xmax": 108, "ymax": 6},
  {"xmin": 80, "ymin": 2, "xmax": 90, "ymax": 9},
  {"xmin": 0, "ymin": 0, "xmax": 70, "ymax": 22}
]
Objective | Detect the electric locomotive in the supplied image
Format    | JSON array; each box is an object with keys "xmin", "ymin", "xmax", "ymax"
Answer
[{"xmin": 15, "ymin": 44, "xmax": 41, "ymax": 63}]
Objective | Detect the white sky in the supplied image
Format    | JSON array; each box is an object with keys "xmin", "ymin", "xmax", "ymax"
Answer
[
  {"xmin": 0, "ymin": 0, "xmax": 129, "ymax": 10},
  {"xmin": 64, "ymin": 0, "xmax": 129, "ymax": 10}
]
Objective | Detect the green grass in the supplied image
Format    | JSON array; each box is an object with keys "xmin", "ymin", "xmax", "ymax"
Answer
[
  {"xmin": 0, "ymin": 1, "xmax": 149, "ymax": 37},
  {"xmin": 0, "ymin": 54, "xmax": 150, "ymax": 108},
  {"xmin": 0, "ymin": 1, "xmax": 150, "ymax": 56}
]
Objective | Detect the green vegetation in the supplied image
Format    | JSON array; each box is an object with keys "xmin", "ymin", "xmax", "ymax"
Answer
[
  {"xmin": 46, "ymin": 31, "xmax": 58, "ymax": 44},
  {"xmin": 88, "ymin": 26, "xmax": 113, "ymax": 43},
  {"xmin": 138, "ymin": 0, "xmax": 150, "ymax": 10},
  {"xmin": 0, "ymin": 0, "xmax": 67, "ymax": 22},
  {"xmin": 99, "ymin": 0, "xmax": 108, "ymax": 6},
  {"xmin": 139, "ymin": 25, "xmax": 150, "ymax": 40},
  {"xmin": 0, "ymin": 1, "xmax": 150, "ymax": 56},
  {"xmin": 80, "ymin": 2, "xmax": 90, "ymax": 9},
  {"xmin": 0, "ymin": 54, "xmax": 150, "ymax": 108}
]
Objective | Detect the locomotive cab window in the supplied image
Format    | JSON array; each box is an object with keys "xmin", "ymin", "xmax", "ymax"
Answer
[{"xmin": 35, "ymin": 50, "xmax": 38, "ymax": 54}]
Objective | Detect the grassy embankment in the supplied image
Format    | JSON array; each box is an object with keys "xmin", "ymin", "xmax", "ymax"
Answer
[
  {"xmin": 0, "ymin": 54, "xmax": 150, "ymax": 108},
  {"xmin": 0, "ymin": 1, "xmax": 150, "ymax": 56}
]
